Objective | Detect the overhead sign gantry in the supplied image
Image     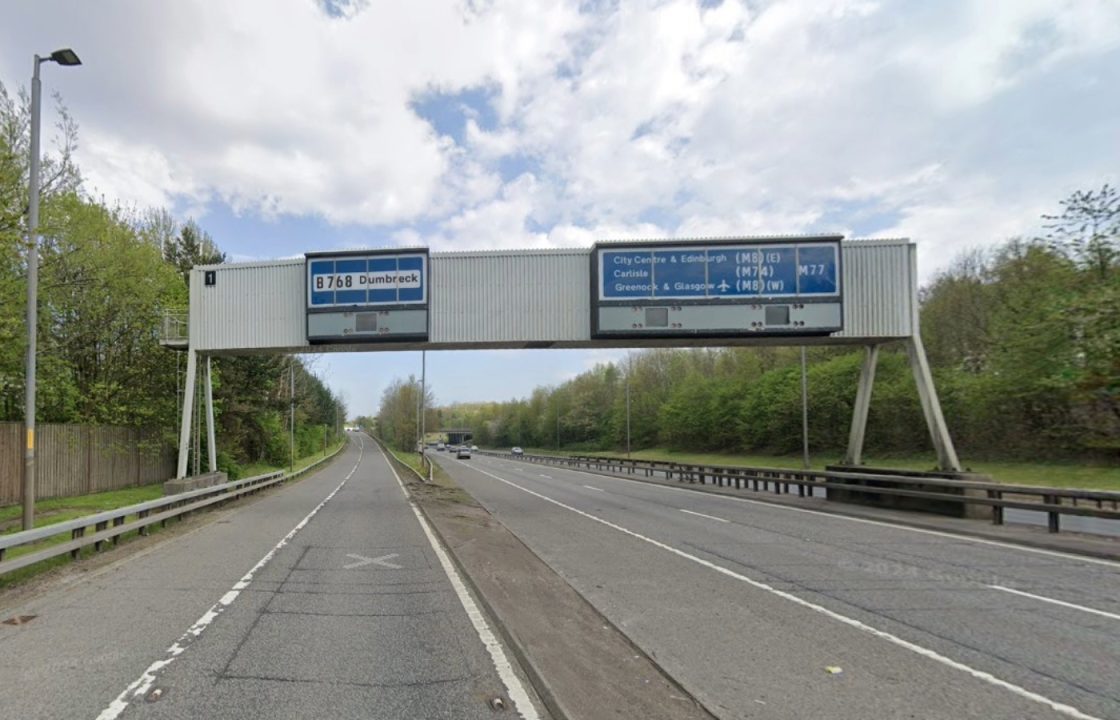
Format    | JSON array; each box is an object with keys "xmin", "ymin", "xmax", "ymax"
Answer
[{"xmin": 173, "ymin": 236, "xmax": 962, "ymax": 477}]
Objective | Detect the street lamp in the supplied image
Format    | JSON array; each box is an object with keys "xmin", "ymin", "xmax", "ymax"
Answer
[
  {"xmin": 625, "ymin": 353, "xmax": 632, "ymax": 458},
  {"xmin": 23, "ymin": 48, "xmax": 81, "ymax": 531}
]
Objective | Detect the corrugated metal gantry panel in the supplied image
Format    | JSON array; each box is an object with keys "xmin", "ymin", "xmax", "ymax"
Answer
[
  {"xmin": 430, "ymin": 249, "xmax": 589, "ymax": 344},
  {"xmin": 191, "ymin": 259, "xmax": 307, "ymax": 352},
  {"xmin": 836, "ymin": 239, "xmax": 914, "ymax": 340}
]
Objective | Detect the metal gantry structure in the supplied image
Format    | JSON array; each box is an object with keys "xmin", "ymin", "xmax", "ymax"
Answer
[{"xmin": 165, "ymin": 237, "xmax": 961, "ymax": 478}]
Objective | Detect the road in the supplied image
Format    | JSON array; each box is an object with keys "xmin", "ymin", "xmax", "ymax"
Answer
[
  {"xmin": 0, "ymin": 435, "xmax": 540, "ymax": 720},
  {"xmin": 434, "ymin": 451, "xmax": 1120, "ymax": 720}
]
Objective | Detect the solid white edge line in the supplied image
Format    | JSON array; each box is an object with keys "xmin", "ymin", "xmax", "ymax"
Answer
[
  {"xmin": 989, "ymin": 585, "xmax": 1120, "ymax": 622},
  {"xmin": 376, "ymin": 443, "xmax": 540, "ymax": 720},
  {"xmin": 680, "ymin": 508, "xmax": 729, "ymax": 523},
  {"xmin": 582, "ymin": 485, "xmax": 605, "ymax": 492},
  {"xmin": 486, "ymin": 455, "xmax": 1120, "ymax": 570},
  {"xmin": 96, "ymin": 436, "xmax": 364, "ymax": 720},
  {"xmin": 463, "ymin": 460, "xmax": 1102, "ymax": 720}
]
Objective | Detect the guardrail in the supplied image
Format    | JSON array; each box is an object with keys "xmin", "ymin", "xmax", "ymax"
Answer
[
  {"xmin": 476, "ymin": 450, "xmax": 1120, "ymax": 534},
  {"xmin": 0, "ymin": 441, "xmax": 347, "ymax": 577},
  {"xmin": 159, "ymin": 311, "xmax": 188, "ymax": 346}
]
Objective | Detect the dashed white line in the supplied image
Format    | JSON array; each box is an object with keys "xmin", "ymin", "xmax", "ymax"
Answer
[
  {"xmin": 97, "ymin": 435, "xmax": 364, "ymax": 720},
  {"xmin": 501, "ymin": 457, "xmax": 1120, "ymax": 569},
  {"xmin": 582, "ymin": 485, "xmax": 605, "ymax": 492},
  {"xmin": 989, "ymin": 585, "xmax": 1120, "ymax": 621},
  {"xmin": 680, "ymin": 508, "xmax": 728, "ymax": 523},
  {"xmin": 539, "ymin": 474, "xmax": 552, "ymax": 479},
  {"xmin": 378, "ymin": 444, "xmax": 540, "ymax": 720},
  {"xmin": 462, "ymin": 462, "xmax": 1102, "ymax": 720}
]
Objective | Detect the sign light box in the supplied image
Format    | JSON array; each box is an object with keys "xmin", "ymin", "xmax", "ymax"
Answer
[
  {"xmin": 592, "ymin": 237, "xmax": 843, "ymax": 339},
  {"xmin": 305, "ymin": 249, "xmax": 429, "ymax": 343}
]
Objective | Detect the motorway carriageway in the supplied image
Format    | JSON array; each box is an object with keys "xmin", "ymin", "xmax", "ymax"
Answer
[
  {"xmin": 0, "ymin": 435, "xmax": 543, "ymax": 720},
  {"xmin": 435, "ymin": 452, "xmax": 1120, "ymax": 720}
]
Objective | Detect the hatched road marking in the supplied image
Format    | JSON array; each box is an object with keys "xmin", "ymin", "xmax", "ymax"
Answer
[{"xmin": 344, "ymin": 552, "xmax": 401, "ymax": 570}]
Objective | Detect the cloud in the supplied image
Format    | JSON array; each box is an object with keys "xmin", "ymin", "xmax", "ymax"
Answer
[{"xmin": 2, "ymin": 0, "xmax": 1118, "ymax": 278}]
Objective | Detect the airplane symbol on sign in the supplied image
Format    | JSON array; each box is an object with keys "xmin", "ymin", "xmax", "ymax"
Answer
[{"xmin": 717, "ymin": 280, "xmax": 730, "ymax": 291}]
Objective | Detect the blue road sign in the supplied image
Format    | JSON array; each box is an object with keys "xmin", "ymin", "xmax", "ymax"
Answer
[
  {"xmin": 306, "ymin": 252, "xmax": 428, "ymax": 309},
  {"xmin": 599, "ymin": 242, "xmax": 839, "ymax": 301}
]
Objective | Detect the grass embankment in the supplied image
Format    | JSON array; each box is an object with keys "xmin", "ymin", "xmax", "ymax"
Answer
[
  {"xmin": 240, "ymin": 438, "xmax": 347, "ymax": 478},
  {"xmin": 517, "ymin": 447, "xmax": 1120, "ymax": 491},
  {"xmin": 384, "ymin": 445, "xmax": 474, "ymax": 506},
  {"xmin": 0, "ymin": 439, "xmax": 347, "ymax": 589},
  {"xmin": 385, "ymin": 447, "xmax": 426, "ymax": 478}
]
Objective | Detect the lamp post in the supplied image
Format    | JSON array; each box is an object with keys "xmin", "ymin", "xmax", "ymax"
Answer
[
  {"xmin": 625, "ymin": 353, "xmax": 632, "ymax": 458},
  {"xmin": 801, "ymin": 346, "xmax": 810, "ymax": 470},
  {"xmin": 420, "ymin": 350, "xmax": 426, "ymax": 453},
  {"xmin": 23, "ymin": 48, "xmax": 81, "ymax": 531}
]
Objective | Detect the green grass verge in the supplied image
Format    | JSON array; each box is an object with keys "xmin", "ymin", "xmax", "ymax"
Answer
[
  {"xmin": 240, "ymin": 438, "xmax": 347, "ymax": 478},
  {"xmin": 0, "ymin": 438, "xmax": 347, "ymax": 589},
  {"xmin": 515, "ymin": 447, "xmax": 1120, "ymax": 491},
  {"xmin": 0, "ymin": 485, "xmax": 165, "ymax": 530},
  {"xmin": 385, "ymin": 446, "xmax": 426, "ymax": 478}
]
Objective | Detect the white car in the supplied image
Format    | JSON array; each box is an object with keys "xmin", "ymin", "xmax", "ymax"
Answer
[
  {"xmin": 470, "ymin": 445, "xmax": 478, "ymax": 451},
  {"xmin": 511, "ymin": 447, "xmax": 524, "ymax": 456},
  {"xmin": 456, "ymin": 446, "xmax": 471, "ymax": 459}
]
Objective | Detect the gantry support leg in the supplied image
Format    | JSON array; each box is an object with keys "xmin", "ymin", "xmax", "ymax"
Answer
[
  {"xmin": 205, "ymin": 356, "xmax": 217, "ymax": 473},
  {"xmin": 844, "ymin": 344, "xmax": 880, "ymax": 466},
  {"xmin": 176, "ymin": 348, "xmax": 198, "ymax": 479},
  {"xmin": 906, "ymin": 335, "xmax": 961, "ymax": 471}
]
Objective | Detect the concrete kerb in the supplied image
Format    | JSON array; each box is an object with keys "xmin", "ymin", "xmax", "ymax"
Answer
[{"xmin": 507, "ymin": 456, "xmax": 1120, "ymax": 563}]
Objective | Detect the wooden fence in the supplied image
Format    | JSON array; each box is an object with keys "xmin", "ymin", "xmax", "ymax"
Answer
[{"xmin": 0, "ymin": 423, "xmax": 175, "ymax": 506}]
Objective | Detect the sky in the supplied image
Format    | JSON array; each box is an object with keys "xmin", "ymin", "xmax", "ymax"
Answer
[{"xmin": 2, "ymin": 0, "xmax": 1118, "ymax": 417}]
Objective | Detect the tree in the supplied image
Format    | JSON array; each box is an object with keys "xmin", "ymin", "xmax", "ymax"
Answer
[
  {"xmin": 376, "ymin": 376, "xmax": 434, "ymax": 452},
  {"xmin": 1044, "ymin": 184, "xmax": 1119, "ymax": 281},
  {"xmin": 0, "ymin": 80, "xmax": 81, "ymax": 420},
  {"xmin": 164, "ymin": 219, "xmax": 224, "ymax": 286}
]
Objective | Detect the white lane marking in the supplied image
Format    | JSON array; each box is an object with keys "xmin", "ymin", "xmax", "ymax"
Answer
[
  {"xmin": 462, "ymin": 462, "xmax": 1102, "ymax": 720},
  {"xmin": 582, "ymin": 485, "xmax": 605, "ymax": 492},
  {"xmin": 502, "ymin": 457, "xmax": 1120, "ymax": 569},
  {"xmin": 377, "ymin": 443, "xmax": 539, "ymax": 720},
  {"xmin": 344, "ymin": 552, "xmax": 401, "ymax": 570},
  {"xmin": 680, "ymin": 508, "xmax": 729, "ymax": 523},
  {"xmin": 989, "ymin": 585, "xmax": 1120, "ymax": 621},
  {"xmin": 97, "ymin": 435, "xmax": 364, "ymax": 720},
  {"xmin": 539, "ymin": 474, "xmax": 552, "ymax": 479}
]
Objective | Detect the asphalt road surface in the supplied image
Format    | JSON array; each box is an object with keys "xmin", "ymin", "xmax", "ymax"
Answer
[
  {"xmin": 0, "ymin": 435, "xmax": 540, "ymax": 720},
  {"xmin": 435, "ymin": 452, "xmax": 1120, "ymax": 720}
]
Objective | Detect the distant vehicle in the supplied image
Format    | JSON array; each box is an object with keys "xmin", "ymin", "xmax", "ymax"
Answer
[
  {"xmin": 437, "ymin": 442, "xmax": 446, "ymax": 451},
  {"xmin": 470, "ymin": 445, "xmax": 478, "ymax": 451},
  {"xmin": 511, "ymin": 447, "xmax": 523, "ymax": 456},
  {"xmin": 456, "ymin": 446, "xmax": 471, "ymax": 459}
]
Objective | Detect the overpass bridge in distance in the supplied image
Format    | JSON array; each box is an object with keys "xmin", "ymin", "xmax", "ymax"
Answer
[{"xmin": 168, "ymin": 236, "xmax": 958, "ymax": 476}]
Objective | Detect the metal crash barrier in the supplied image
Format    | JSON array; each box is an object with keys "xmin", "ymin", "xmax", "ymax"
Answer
[
  {"xmin": 0, "ymin": 443, "xmax": 346, "ymax": 577},
  {"xmin": 476, "ymin": 450, "xmax": 1120, "ymax": 534}
]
